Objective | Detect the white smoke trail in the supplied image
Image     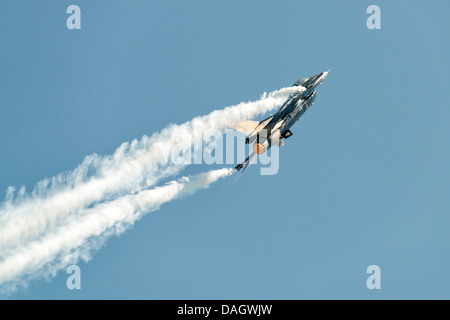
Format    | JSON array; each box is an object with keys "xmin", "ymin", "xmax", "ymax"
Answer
[
  {"xmin": 0, "ymin": 85, "xmax": 303, "ymax": 293},
  {"xmin": 0, "ymin": 86, "xmax": 301, "ymax": 252},
  {"xmin": 0, "ymin": 168, "xmax": 234, "ymax": 293}
]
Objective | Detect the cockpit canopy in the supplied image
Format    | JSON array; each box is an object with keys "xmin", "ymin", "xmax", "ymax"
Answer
[{"xmin": 293, "ymin": 78, "xmax": 308, "ymax": 87}]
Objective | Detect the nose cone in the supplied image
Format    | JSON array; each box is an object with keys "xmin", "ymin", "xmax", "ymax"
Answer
[
  {"xmin": 316, "ymin": 69, "xmax": 330, "ymax": 86},
  {"xmin": 319, "ymin": 70, "xmax": 330, "ymax": 83}
]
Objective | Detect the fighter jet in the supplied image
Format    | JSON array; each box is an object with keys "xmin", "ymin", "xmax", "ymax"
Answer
[{"xmin": 233, "ymin": 71, "xmax": 329, "ymax": 172}]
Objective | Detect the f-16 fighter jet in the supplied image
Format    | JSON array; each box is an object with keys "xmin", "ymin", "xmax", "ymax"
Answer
[{"xmin": 233, "ymin": 71, "xmax": 329, "ymax": 172}]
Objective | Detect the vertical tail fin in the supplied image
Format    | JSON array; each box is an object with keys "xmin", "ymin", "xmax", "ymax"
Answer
[{"xmin": 235, "ymin": 152, "xmax": 257, "ymax": 173}]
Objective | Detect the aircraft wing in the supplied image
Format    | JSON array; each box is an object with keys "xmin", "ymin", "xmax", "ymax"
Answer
[
  {"xmin": 228, "ymin": 120, "xmax": 261, "ymax": 136},
  {"xmin": 228, "ymin": 115, "xmax": 274, "ymax": 137}
]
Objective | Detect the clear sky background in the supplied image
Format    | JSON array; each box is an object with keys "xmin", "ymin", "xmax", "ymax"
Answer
[{"xmin": 0, "ymin": 0, "xmax": 449, "ymax": 299}]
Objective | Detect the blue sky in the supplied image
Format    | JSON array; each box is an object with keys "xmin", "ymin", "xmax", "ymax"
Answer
[{"xmin": 0, "ymin": 0, "xmax": 449, "ymax": 299}]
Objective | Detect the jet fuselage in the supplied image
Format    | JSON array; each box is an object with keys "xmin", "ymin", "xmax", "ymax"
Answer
[
  {"xmin": 236, "ymin": 71, "xmax": 329, "ymax": 172},
  {"xmin": 254, "ymin": 71, "xmax": 328, "ymax": 148}
]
